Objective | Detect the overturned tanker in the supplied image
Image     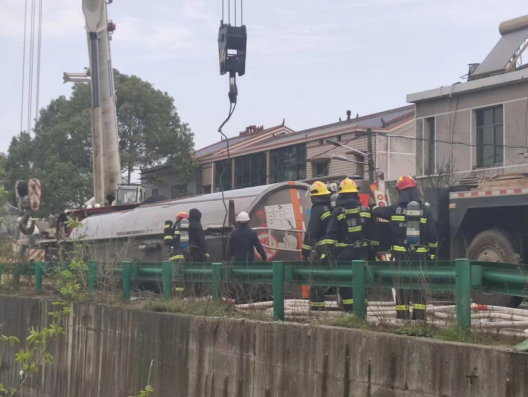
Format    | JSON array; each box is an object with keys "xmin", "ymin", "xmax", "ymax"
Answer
[{"xmin": 67, "ymin": 182, "xmax": 312, "ymax": 264}]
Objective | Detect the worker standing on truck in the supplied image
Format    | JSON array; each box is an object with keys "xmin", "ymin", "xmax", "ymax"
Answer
[
  {"xmin": 188, "ymin": 208, "xmax": 210, "ymax": 262},
  {"xmin": 302, "ymin": 181, "xmax": 333, "ymax": 311},
  {"xmin": 228, "ymin": 211, "xmax": 267, "ymax": 262},
  {"xmin": 325, "ymin": 178, "xmax": 376, "ymax": 312},
  {"xmin": 372, "ymin": 175, "xmax": 438, "ymax": 320}
]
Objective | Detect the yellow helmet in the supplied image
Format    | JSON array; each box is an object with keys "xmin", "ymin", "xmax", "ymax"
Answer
[
  {"xmin": 338, "ymin": 178, "xmax": 358, "ymax": 194},
  {"xmin": 309, "ymin": 181, "xmax": 331, "ymax": 196}
]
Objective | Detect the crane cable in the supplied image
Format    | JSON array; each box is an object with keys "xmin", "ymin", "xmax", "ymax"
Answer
[
  {"xmin": 27, "ymin": 0, "xmax": 36, "ymax": 133},
  {"xmin": 19, "ymin": 0, "xmax": 28, "ymax": 133},
  {"xmin": 20, "ymin": 0, "xmax": 43, "ymax": 134},
  {"xmin": 35, "ymin": 0, "xmax": 43, "ymax": 124}
]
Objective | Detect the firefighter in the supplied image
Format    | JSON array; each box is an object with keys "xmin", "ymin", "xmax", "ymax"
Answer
[
  {"xmin": 188, "ymin": 208, "xmax": 210, "ymax": 262},
  {"xmin": 372, "ymin": 175, "xmax": 438, "ymax": 320},
  {"xmin": 170, "ymin": 211, "xmax": 189, "ymax": 262},
  {"xmin": 302, "ymin": 181, "xmax": 333, "ymax": 311},
  {"xmin": 228, "ymin": 211, "xmax": 267, "ymax": 262},
  {"xmin": 325, "ymin": 178, "xmax": 375, "ymax": 312}
]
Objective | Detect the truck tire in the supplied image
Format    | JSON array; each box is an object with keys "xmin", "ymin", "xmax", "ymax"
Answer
[{"xmin": 467, "ymin": 229, "xmax": 523, "ymax": 308}]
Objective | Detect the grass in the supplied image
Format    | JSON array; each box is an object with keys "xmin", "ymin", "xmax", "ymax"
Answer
[
  {"xmin": 313, "ymin": 313, "xmax": 521, "ymax": 346},
  {"xmin": 143, "ymin": 296, "xmax": 272, "ymax": 321}
]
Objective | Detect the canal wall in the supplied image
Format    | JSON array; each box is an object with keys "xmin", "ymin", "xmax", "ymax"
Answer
[{"xmin": 0, "ymin": 295, "xmax": 527, "ymax": 396}]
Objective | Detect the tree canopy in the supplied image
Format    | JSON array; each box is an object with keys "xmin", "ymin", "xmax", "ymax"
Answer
[{"xmin": 5, "ymin": 70, "xmax": 196, "ymax": 215}]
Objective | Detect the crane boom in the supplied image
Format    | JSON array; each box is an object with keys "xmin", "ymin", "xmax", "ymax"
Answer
[{"xmin": 82, "ymin": 0, "xmax": 121, "ymax": 205}]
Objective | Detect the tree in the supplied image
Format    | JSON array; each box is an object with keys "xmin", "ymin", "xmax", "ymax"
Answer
[
  {"xmin": 115, "ymin": 72, "xmax": 195, "ymax": 183},
  {"xmin": 5, "ymin": 70, "xmax": 196, "ymax": 215}
]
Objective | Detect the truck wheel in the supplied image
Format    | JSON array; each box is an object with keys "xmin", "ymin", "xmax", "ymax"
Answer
[{"xmin": 467, "ymin": 229, "xmax": 522, "ymax": 308}]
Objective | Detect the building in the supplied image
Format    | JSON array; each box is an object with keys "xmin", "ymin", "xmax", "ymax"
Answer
[
  {"xmin": 141, "ymin": 106, "xmax": 416, "ymax": 198},
  {"xmin": 408, "ymin": 15, "xmax": 528, "ymax": 181}
]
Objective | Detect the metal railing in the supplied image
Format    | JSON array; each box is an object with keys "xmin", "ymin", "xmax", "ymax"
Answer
[{"xmin": 7, "ymin": 259, "xmax": 528, "ymax": 331}]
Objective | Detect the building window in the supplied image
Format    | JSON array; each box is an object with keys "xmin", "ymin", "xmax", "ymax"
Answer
[
  {"xmin": 319, "ymin": 139, "xmax": 324, "ymax": 145},
  {"xmin": 171, "ymin": 184, "xmax": 187, "ymax": 199},
  {"xmin": 234, "ymin": 152, "xmax": 266, "ymax": 188},
  {"xmin": 337, "ymin": 135, "xmax": 342, "ymax": 142},
  {"xmin": 152, "ymin": 188, "xmax": 158, "ymax": 196},
  {"xmin": 425, "ymin": 117, "xmax": 435, "ymax": 175},
  {"xmin": 215, "ymin": 159, "xmax": 232, "ymax": 191},
  {"xmin": 477, "ymin": 105, "xmax": 503, "ymax": 167},
  {"xmin": 270, "ymin": 144, "xmax": 306, "ymax": 183},
  {"xmin": 314, "ymin": 162, "xmax": 329, "ymax": 177}
]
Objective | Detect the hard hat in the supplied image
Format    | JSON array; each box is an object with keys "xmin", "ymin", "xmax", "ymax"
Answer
[
  {"xmin": 236, "ymin": 211, "xmax": 250, "ymax": 223},
  {"xmin": 94, "ymin": 204, "xmax": 101, "ymax": 208},
  {"xmin": 396, "ymin": 175, "xmax": 417, "ymax": 190},
  {"xmin": 176, "ymin": 211, "xmax": 189, "ymax": 221},
  {"xmin": 338, "ymin": 178, "xmax": 358, "ymax": 194},
  {"xmin": 308, "ymin": 181, "xmax": 331, "ymax": 196}
]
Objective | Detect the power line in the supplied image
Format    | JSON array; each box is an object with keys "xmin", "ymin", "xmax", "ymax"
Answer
[
  {"xmin": 27, "ymin": 0, "xmax": 36, "ymax": 133},
  {"xmin": 382, "ymin": 132, "xmax": 526, "ymax": 150},
  {"xmin": 20, "ymin": 0, "xmax": 28, "ymax": 133},
  {"xmin": 35, "ymin": 0, "xmax": 43, "ymax": 124}
]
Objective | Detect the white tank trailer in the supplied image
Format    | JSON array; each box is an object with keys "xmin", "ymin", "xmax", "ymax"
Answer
[{"xmin": 66, "ymin": 182, "xmax": 313, "ymax": 264}]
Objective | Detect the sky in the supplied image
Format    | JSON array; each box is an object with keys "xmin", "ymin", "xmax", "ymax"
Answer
[{"xmin": 0, "ymin": 0, "xmax": 526, "ymax": 183}]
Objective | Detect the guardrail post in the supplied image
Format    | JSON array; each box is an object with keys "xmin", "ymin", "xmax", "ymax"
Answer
[
  {"xmin": 162, "ymin": 261, "xmax": 172, "ymax": 299},
  {"xmin": 212, "ymin": 263, "xmax": 222, "ymax": 300},
  {"xmin": 353, "ymin": 260, "xmax": 366, "ymax": 319},
  {"xmin": 455, "ymin": 258, "xmax": 471, "ymax": 331},
  {"xmin": 35, "ymin": 262, "xmax": 43, "ymax": 293},
  {"xmin": 88, "ymin": 261, "xmax": 97, "ymax": 293},
  {"xmin": 273, "ymin": 261, "xmax": 285, "ymax": 321},
  {"xmin": 122, "ymin": 261, "xmax": 132, "ymax": 301}
]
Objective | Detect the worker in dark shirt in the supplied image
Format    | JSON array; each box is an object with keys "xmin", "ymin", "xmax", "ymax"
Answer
[
  {"xmin": 188, "ymin": 208, "xmax": 210, "ymax": 262},
  {"xmin": 372, "ymin": 175, "xmax": 438, "ymax": 320},
  {"xmin": 228, "ymin": 211, "xmax": 267, "ymax": 262}
]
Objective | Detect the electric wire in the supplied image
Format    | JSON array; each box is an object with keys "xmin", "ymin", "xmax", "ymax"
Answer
[
  {"xmin": 20, "ymin": 0, "xmax": 28, "ymax": 133},
  {"xmin": 27, "ymin": 0, "xmax": 36, "ymax": 133},
  {"xmin": 35, "ymin": 0, "xmax": 43, "ymax": 124}
]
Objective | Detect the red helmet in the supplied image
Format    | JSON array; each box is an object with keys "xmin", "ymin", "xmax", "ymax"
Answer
[
  {"xmin": 176, "ymin": 211, "xmax": 189, "ymax": 221},
  {"xmin": 396, "ymin": 175, "xmax": 417, "ymax": 190}
]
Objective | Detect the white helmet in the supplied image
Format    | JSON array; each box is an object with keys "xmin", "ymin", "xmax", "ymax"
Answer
[{"xmin": 236, "ymin": 211, "xmax": 250, "ymax": 223}]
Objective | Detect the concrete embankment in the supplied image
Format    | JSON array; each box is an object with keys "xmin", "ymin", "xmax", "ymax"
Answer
[{"xmin": 0, "ymin": 295, "xmax": 527, "ymax": 396}]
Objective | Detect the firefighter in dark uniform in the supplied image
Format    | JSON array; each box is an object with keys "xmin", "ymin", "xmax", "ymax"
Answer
[
  {"xmin": 170, "ymin": 211, "xmax": 189, "ymax": 262},
  {"xmin": 372, "ymin": 175, "xmax": 438, "ymax": 320},
  {"xmin": 325, "ymin": 178, "xmax": 377, "ymax": 312},
  {"xmin": 302, "ymin": 181, "xmax": 333, "ymax": 311}
]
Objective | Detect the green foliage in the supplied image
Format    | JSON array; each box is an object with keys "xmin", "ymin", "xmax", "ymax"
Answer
[
  {"xmin": 5, "ymin": 70, "xmax": 196, "ymax": 215},
  {"xmin": 313, "ymin": 314, "xmax": 374, "ymax": 330},
  {"xmin": 135, "ymin": 385, "xmax": 154, "ymax": 397},
  {"xmin": 115, "ymin": 72, "xmax": 196, "ymax": 184},
  {"xmin": 393, "ymin": 323, "xmax": 438, "ymax": 338}
]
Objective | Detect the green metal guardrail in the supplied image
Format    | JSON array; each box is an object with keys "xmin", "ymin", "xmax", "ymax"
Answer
[{"xmin": 8, "ymin": 258, "xmax": 528, "ymax": 331}]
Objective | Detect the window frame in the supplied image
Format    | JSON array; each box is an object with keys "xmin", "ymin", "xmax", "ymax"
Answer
[
  {"xmin": 314, "ymin": 161, "xmax": 329, "ymax": 177},
  {"xmin": 234, "ymin": 152, "xmax": 267, "ymax": 189},
  {"xmin": 425, "ymin": 117, "xmax": 436, "ymax": 175},
  {"xmin": 151, "ymin": 188, "xmax": 159, "ymax": 197},
  {"xmin": 476, "ymin": 105, "xmax": 504, "ymax": 168},
  {"xmin": 215, "ymin": 159, "xmax": 233, "ymax": 191},
  {"xmin": 270, "ymin": 143, "xmax": 307, "ymax": 183}
]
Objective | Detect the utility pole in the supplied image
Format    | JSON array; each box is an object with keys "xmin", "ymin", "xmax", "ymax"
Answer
[{"xmin": 366, "ymin": 128, "xmax": 375, "ymax": 184}]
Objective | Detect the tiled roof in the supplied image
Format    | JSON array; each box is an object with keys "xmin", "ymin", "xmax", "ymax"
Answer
[{"xmin": 258, "ymin": 105, "xmax": 414, "ymax": 146}]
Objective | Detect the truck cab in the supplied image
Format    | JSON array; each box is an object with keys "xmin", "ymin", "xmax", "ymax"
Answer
[{"xmin": 115, "ymin": 185, "xmax": 146, "ymax": 205}]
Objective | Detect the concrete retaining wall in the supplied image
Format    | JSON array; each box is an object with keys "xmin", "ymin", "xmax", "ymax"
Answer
[{"xmin": 0, "ymin": 296, "xmax": 527, "ymax": 396}]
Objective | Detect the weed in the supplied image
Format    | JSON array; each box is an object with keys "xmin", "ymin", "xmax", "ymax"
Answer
[{"xmin": 314, "ymin": 314, "xmax": 373, "ymax": 330}]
